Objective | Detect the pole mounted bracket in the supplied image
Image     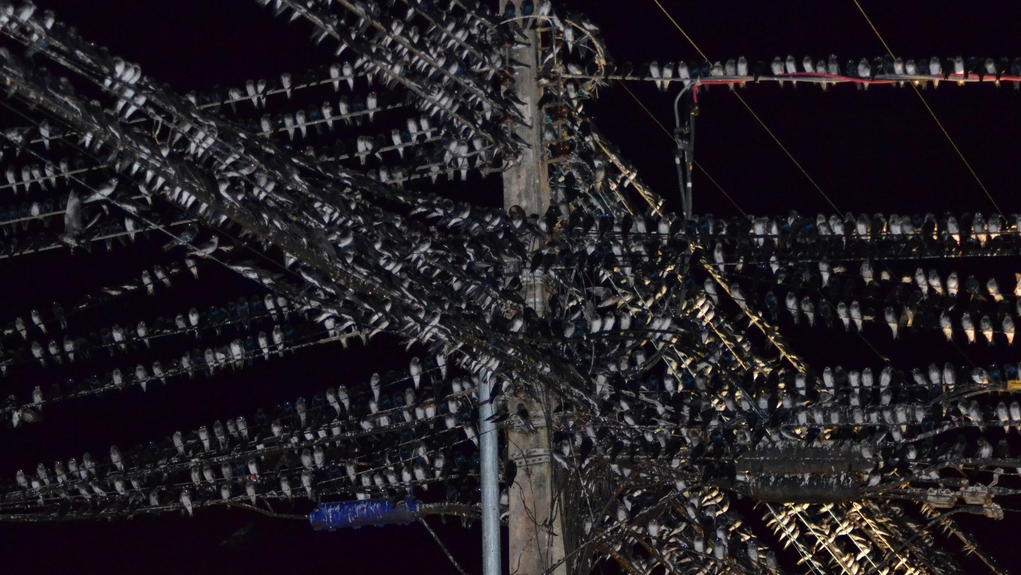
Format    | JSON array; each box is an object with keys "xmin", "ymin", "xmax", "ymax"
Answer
[
  {"xmin": 672, "ymin": 87, "xmax": 698, "ymax": 219},
  {"xmin": 510, "ymin": 447, "xmax": 551, "ymax": 467}
]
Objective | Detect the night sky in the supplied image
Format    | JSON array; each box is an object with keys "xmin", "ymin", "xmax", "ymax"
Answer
[{"xmin": 2, "ymin": 0, "xmax": 1021, "ymax": 573}]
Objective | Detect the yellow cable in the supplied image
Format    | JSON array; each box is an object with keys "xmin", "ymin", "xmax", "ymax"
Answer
[
  {"xmin": 650, "ymin": 0, "xmax": 839, "ymax": 213},
  {"xmin": 851, "ymin": 0, "xmax": 1003, "ymax": 216},
  {"xmin": 649, "ymin": 0, "xmax": 708, "ymax": 61},
  {"xmin": 693, "ymin": 159, "xmax": 746, "ymax": 216},
  {"xmin": 731, "ymin": 92, "xmax": 840, "ymax": 213},
  {"xmin": 850, "ymin": 0, "xmax": 895, "ymax": 56}
]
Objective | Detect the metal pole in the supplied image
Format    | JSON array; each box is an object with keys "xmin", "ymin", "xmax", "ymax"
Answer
[
  {"xmin": 673, "ymin": 85, "xmax": 696, "ymax": 220},
  {"xmin": 480, "ymin": 373, "xmax": 501, "ymax": 575}
]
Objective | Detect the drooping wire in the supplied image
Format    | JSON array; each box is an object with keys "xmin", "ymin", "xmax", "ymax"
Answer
[
  {"xmin": 850, "ymin": 0, "xmax": 1004, "ymax": 217},
  {"xmin": 648, "ymin": 0, "xmax": 709, "ymax": 62},
  {"xmin": 649, "ymin": 0, "xmax": 841, "ymax": 214},
  {"xmin": 730, "ymin": 92, "xmax": 840, "ymax": 213},
  {"xmin": 418, "ymin": 516, "xmax": 473, "ymax": 575}
]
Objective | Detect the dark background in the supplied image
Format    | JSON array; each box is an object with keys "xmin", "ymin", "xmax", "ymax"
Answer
[{"xmin": 2, "ymin": 0, "xmax": 1021, "ymax": 573}]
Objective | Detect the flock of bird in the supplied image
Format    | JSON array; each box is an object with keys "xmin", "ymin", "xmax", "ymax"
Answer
[
  {"xmin": 9, "ymin": 352, "xmax": 487, "ymax": 515},
  {"xmin": 0, "ymin": 1, "xmax": 1015, "ymax": 574},
  {"xmin": 630, "ymin": 55, "xmax": 1021, "ymax": 90}
]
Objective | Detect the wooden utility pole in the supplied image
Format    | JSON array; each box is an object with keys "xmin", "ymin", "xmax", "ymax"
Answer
[{"xmin": 499, "ymin": 3, "xmax": 564, "ymax": 575}]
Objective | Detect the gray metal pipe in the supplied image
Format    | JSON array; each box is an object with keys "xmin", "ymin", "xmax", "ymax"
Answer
[
  {"xmin": 673, "ymin": 84, "xmax": 696, "ymax": 219},
  {"xmin": 479, "ymin": 373, "xmax": 501, "ymax": 575}
]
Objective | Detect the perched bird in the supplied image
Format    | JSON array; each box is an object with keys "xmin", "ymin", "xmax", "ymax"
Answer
[
  {"xmin": 940, "ymin": 312, "xmax": 953, "ymax": 342},
  {"xmin": 947, "ymin": 272, "xmax": 959, "ymax": 297},
  {"xmin": 860, "ymin": 261, "xmax": 874, "ymax": 284},
  {"xmin": 943, "ymin": 363, "xmax": 956, "ymax": 388},
  {"xmin": 771, "ymin": 57, "xmax": 785, "ymax": 86},
  {"xmin": 928, "ymin": 270, "xmax": 943, "ymax": 296},
  {"xmin": 190, "ymin": 236, "xmax": 220, "ymax": 258},
  {"xmin": 836, "ymin": 302, "xmax": 850, "ymax": 331},
  {"xmin": 799, "ymin": 296, "xmax": 815, "ymax": 327},
  {"xmin": 850, "ymin": 301, "xmax": 863, "ymax": 332},
  {"xmin": 998, "ymin": 402, "xmax": 1011, "ymax": 432},
  {"xmin": 980, "ymin": 315, "xmax": 995, "ymax": 345},
  {"xmin": 516, "ymin": 404, "xmax": 537, "ymax": 434},
  {"xmin": 409, "ymin": 357, "xmax": 422, "ymax": 389},
  {"xmin": 59, "ymin": 191, "xmax": 87, "ymax": 247},
  {"xmin": 649, "ymin": 61, "xmax": 663, "ymax": 91},
  {"xmin": 180, "ymin": 489, "xmax": 194, "ymax": 516},
  {"xmin": 961, "ymin": 313, "xmax": 976, "ymax": 344},
  {"xmin": 785, "ymin": 292, "xmax": 799, "ymax": 324},
  {"xmin": 884, "ymin": 307, "xmax": 898, "ymax": 339}
]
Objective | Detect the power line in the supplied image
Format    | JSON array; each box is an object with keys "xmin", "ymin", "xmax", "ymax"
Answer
[
  {"xmin": 567, "ymin": 71, "xmax": 1021, "ymax": 88},
  {"xmin": 732, "ymin": 92, "xmax": 839, "ymax": 212},
  {"xmin": 617, "ymin": 81, "xmax": 746, "ymax": 215},
  {"xmin": 419, "ymin": 516, "xmax": 473, "ymax": 575},
  {"xmin": 0, "ymin": 2, "xmax": 1016, "ymax": 573},
  {"xmin": 649, "ymin": 0, "xmax": 841, "ymax": 214},
  {"xmin": 693, "ymin": 159, "xmax": 745, "ymax": 216},
  {"xmin": 648, "ymin": 0, "xmax": 707, "ymax": 61},
  {"xmin": 850, "ymin": 0, "xmax": 1004, "ymax": 217}
]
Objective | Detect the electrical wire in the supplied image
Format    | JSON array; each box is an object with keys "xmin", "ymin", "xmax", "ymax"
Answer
[
  {"xmin": 617, "ymin": 81, "xmax": 747, "ymax": 216},
  {"xmin": 2, "ymin": 5, "xmax": 1018, "ymax": 568},
  {"xmin": 647, "ymin": 0, "xmax": 708, "ymax": 62},
  {"xmin": 649, "ymin": 0, "xmax": 840, "ymax": 213},
  {"xmin": 730, "ymin": 92, "xmax": 840, "ymax": 213},
  {"xmin": 418, "ymin": 516, "xmax": 474, "ymax": 575},
  {"xmin": 850, "ymin": 0, "xmax": 1004, "ymax": 217},
  {"xmin": 0, "ymin": 61, "xmax": 582, "ymax": 416}
]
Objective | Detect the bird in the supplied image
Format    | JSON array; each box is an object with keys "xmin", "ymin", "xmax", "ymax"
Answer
[
  {"xmin": 940, "ymin": 312, "xmax": 953, "ymax": 342},
  {"xmin": 997, "ymin": 402, "xmax": 1011, "ymax": 432},
  {"xmin": 977, "ymin": 438, "xmax": 993, "ymax": 459},
  {"xmin": 947, "ymin": 272, "xmax": 959, "ymax": 297},
  {"xmin": 929, "ymin": 56, "xmax": 943, "ymax": 80},
  {"xmin": 59, "ymin": 191, "xmax": 86, "ymax": 247},
  {"xmin": 370, "ymin": 373, "xmax": 381, "ymax": 402},
  {"xmin": 914, "ymin": 268, "xmax": 927, "ymax": 297},
  {"xmin": 409, "ymin": 357, "xmax": 422, "ymax": 388},
  {"xmin": 799, "ymin": 297, "xmax": 815, "ymax": 327},
  {"xmin": 961, "ymin": 313, "xmax": 976, "ymax": 344},
  {"xmin": 850, "ymin": 301, "xmax": 863, "ymax": 332},
  {"xmin": 737, "ymin": 56, "xmax": 748, "ymax": 77},
  {"xmin": 771, "ymin": 57, "xmax": 785, "ymax": 86},
  {"xmin": 884, "ymin": 307, "xmax": 898, "ymax": 339},
  {"xmin": 85, "ymin": 178, "xmax": 117, "ymax": 203},
  {"xmin": 860, "ymin": 261, "xmax": 874, "ymax": 284},
  {"xmin": 190, "ymin": 235, "xmax": 220, "ymax": 258},
  {"xmin": 785, "ymin": 292, "xmax": 799, "ymax": 324},
  {"xmin": 366, "ymin": 92, "xmax": 378, "ymax": 122},
  {"xmin": 174, "ymin": 486, "xmax": 195, "ymax": 516},
  {"xmin": 785, "ymin": 55, "xmax": 797, "ymax": 76},
  {"xmin": 942, "ymin": 363, "xmax": 957, "ymax": 388},
  {"xmin": 980, "ymin": 315, "xmax": 995, "ymax": 345},
  {"xmin": 280, "ymin": 72, "xmax": 292, "ymax": 99},
  {"xmin": 649, "ymin": 61, "xmax": 662, "ymax": 91},
  {"xmin": 516, "ymin": 403, "xmax": 537, "ymax": 434},
  {"xmin": 704, "ymin": 277, "xmax": 718, "ymax": 305},
  {"xmin": 295, "ymin": 109, "xmax": 307, "ymax": 139},
  {"xmin": 343, "ymin": 61, "xmax": 355, "ymax": 91},
  {"xmin": 928, "ymin": 270, "xmax": 943, "ymax": 295}
]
